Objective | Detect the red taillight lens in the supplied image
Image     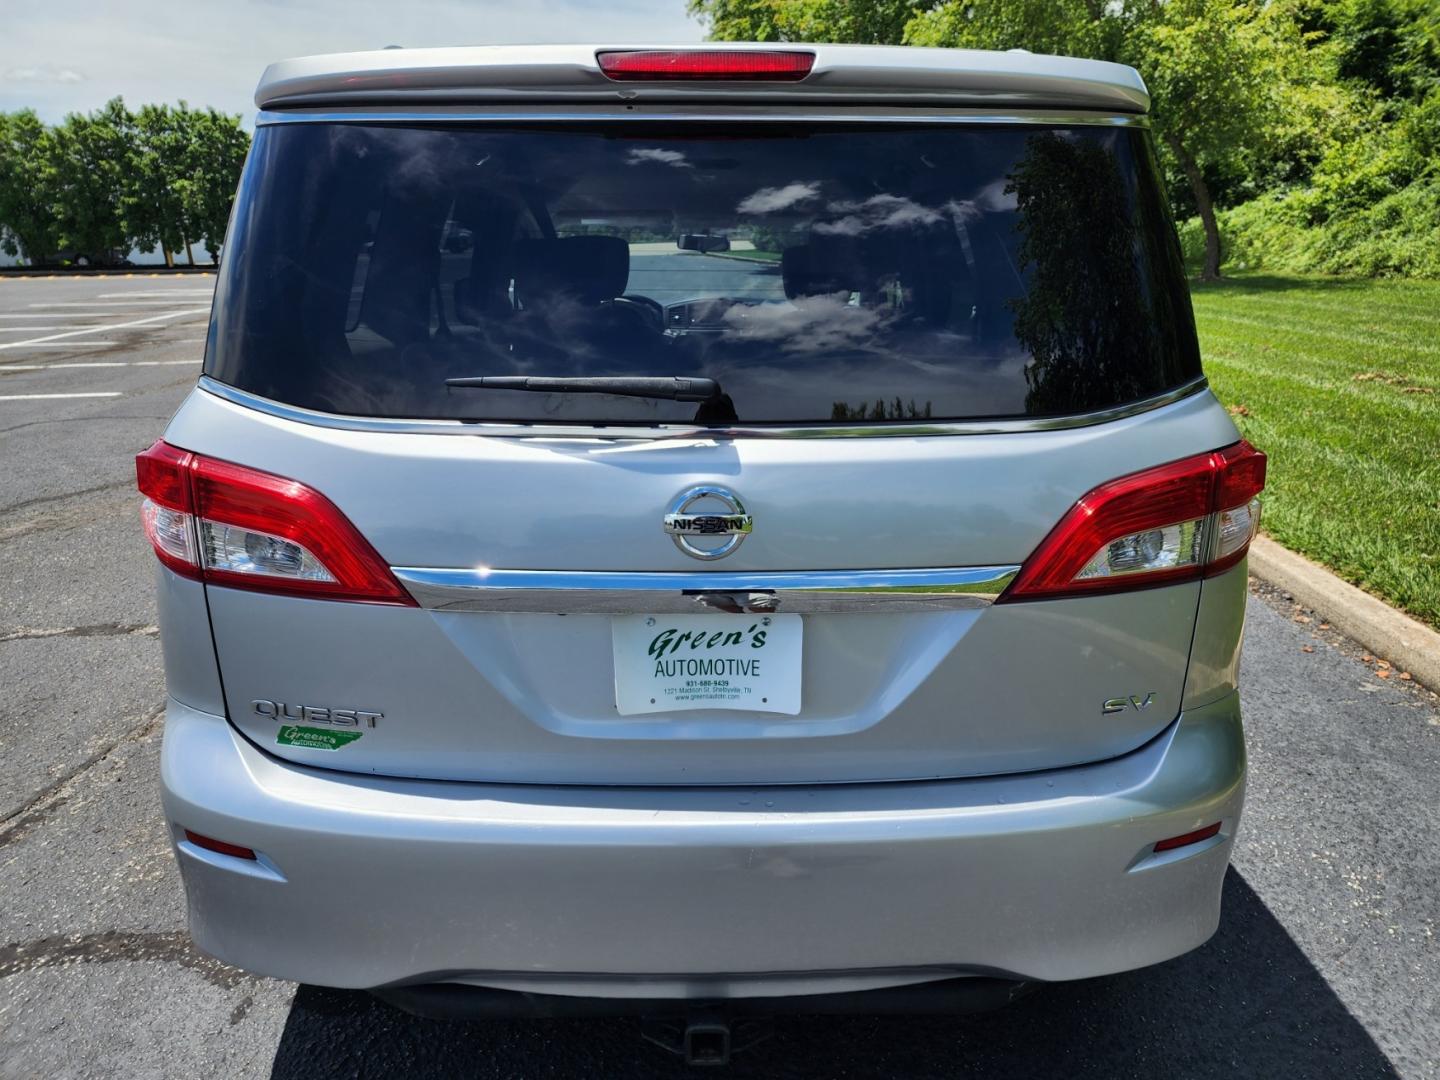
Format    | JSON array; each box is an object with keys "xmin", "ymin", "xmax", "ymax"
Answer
[
  {"xmin": 1000, "ymin": 440, "xmax": 1266, "ymax": 602},
  {"xmin": 135, "ymin": 440, "xmax": 415, "ymax": 606},
  {"xmin": 597, "ymin": 50, "xmax": 815, "ymax": 82}
]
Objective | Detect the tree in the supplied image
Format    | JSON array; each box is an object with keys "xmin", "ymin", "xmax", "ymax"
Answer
[
  {"xmin": 1122, "ymin": 0, "xmax": 1292, "ymax": 280},
  {"xmin": 689, "ymin": 0, "xmax": 923, "ymax": 43},
  {"xmin": 182, "ymin": 107, "xmax": 250, "ymax": 263},
  {"xmin": 907, "ymin": 0, "xmax": 1293, "ymax": 280},
  {"xmin": 48, "ymin": 98, "xmax": 136, "ymax": 265},
  {"xmin": 0, "ymin": 110, "xmax": 60, "ymax": 265},
  {"xmin": 125, "ymin": 103, "xmax": 249, "ymax": 266},
  {"xmin": 128, "ymin": 104, "xmax": 192, "ymax": 267},
  {"xmin": 906, "ymin": 0, "xmax": 1121, "ymax": 58}
]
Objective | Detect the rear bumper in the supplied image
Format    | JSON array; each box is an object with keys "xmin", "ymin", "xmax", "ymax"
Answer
[{"xmin": 161, "ymin": 693, "xmax": 1245, "ymax": 994}]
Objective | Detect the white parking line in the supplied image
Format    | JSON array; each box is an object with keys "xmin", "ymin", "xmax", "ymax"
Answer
[
  {"xmin": 0, "ymin": 392, "xmax": 122, "ymax": 401},
  {"xmin": 0, "ymin": 326, "xmax": 106, "ymax": 333},
  {"xmin": 0, "ymin": 360, "xmax": 195, "ymax": 371},
  {"xmin": 0, "ymin": 342, "xmax": 119, "ymax": 349},
  {"xmin": 30, "ymin": 300, "xmax": 210, "ymax": 308},
  {"xmin": 0, "ymin": 314, "xmax": 118, "ymax": 319},
  {"xmin": 0, "ymin": 308, "xmax": 207, "ymax": 350},
  {"xmin": 97, "ymin": 291, "xmax": 214, "ymax": 298}
]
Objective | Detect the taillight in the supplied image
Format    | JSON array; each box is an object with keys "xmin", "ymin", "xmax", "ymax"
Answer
[
  {"xmin": 597, "ymin": 50, "xmax": 815, "ymax": 82},
  {"xmin": 1000, "ymin": 440, "xmax": 1266, "ymax": 602},
  {"xmin": 135, "ymin": 440, "xmax": 415, "ymax": 605}
]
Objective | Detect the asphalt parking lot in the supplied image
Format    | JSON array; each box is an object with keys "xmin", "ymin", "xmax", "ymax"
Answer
[{"xmin": 1, "ymin": 273, "xmax": 1437, "ymax": 1078}]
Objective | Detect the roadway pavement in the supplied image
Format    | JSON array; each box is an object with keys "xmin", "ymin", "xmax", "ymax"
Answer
[{"xmin": 1, "ymin": 274, "xmax": 1437, "ymax": 1078}]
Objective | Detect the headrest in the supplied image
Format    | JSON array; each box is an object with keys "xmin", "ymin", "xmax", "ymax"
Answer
[
  {"xmin": 781, "ymin": 235, "xmax": 867, "ymax": 300},
  {"xmin": 514, "ymin": 236, "xmax": 629, "ymax": 306}
]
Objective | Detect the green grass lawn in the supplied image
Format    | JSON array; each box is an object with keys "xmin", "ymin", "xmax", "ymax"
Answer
[{"xmin": 1190, "ymin": 273, "xmax": 1440, "ymax": 628}]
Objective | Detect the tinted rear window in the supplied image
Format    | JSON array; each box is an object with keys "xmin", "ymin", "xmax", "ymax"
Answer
[{"xmin": 207, "ymin": 121, "xmax": 1200, "ymax": 426}]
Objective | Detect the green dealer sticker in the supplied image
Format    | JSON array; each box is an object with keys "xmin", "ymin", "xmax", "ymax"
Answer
[{"xmin": 276, "ymin": 725, "xmax": 364, "ymax": 751}]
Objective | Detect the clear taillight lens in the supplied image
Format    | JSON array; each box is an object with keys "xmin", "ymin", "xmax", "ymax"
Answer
[
  {"xmin": 1001, "ymin": 440, "xmax": 1266, "ymax": 602},
  {"xmin": 1074, "ymin": 519, "xmax": 1209, "ymax": 582},
  {"xmin": 140, "ymin": 497, "xmax": 198, "ymax": 570},
  {"xmin": 1211, "ymin": 496, "xmax": 1262, "ymax": 570},
  {"xmin": 198, "ymin": 521, "xmax": 337, "ymax": 583},
  {"xmin": 135, "ymin": 440, "xmax": 414, "ymax": 605}
]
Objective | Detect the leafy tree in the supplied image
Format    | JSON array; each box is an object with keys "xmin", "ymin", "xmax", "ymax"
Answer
[
  {"xmin": 0, "ymin": 110, "xmax": 60, "ymax": 265},
  {"xmin": 1313, "ymin": 0, "xmax": 1440, "ymax": 104},
  {"xmin": 48, "ymin": 98, "xmax": 136, "ymax": 265},
  {"xmin": 182, "ymin": 107, "xmax": 249, "ymax": 263},
  {"xmin": 908, "ymin": 0, "xmax": 1294, "ymax": 280},
  {"xmin": 906, "ymin": 0, "xmax": 1121, "ymax": 58},
  {"xmin": 689, "ymin": 0, "xmax": 923, "ymax": 43},
  {"xmin": 1122, "ymin": 0, "xmax": 1294, "ymax": 280},
  {"xmin": 128, "ymin": 104, "xmax": 193, "ymax": 267},
  {"xmin": 126, "ymin": 104, "xmax": 248, "ymax": 266},
  {"xmin": 0, "ymin": 100, "xmax": 249, "ymax": 268}
]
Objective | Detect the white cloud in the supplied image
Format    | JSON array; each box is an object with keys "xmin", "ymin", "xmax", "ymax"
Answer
[
  {"xmin": 813, "ymin": 194, "xmax": 944, "ymax": 236},
  {"xmin": 626, "ymin": 147, "xmax": 692, "ymax": 168},
  {"xmin": 719, "ymin": 295, "xmax": 890, "ymax": 354},
  {"xmin": 736, "ymin": 181, "xmax": 820, "ymax": 216},
  {"xmin": 3, "ymin": 65, "xmax": 85, "ymax": 83}
]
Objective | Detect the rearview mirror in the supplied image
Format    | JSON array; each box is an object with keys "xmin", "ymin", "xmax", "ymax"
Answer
[{"xmin": 677, "ymin": 233, "xmax": 731, "ymax": 254}]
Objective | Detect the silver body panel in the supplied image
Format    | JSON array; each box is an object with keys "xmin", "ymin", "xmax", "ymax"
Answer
[
  {"xmin": 255, "ymin": 44, "xmax": 1149, "ymax": 113},
  {"xmin": 161, "ymin": 689, "xmax": 1243, "ymax": 991}
]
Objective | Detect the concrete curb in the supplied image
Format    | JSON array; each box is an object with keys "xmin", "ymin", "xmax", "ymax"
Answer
[{"xmin": 1248, "ymin": 535, "xmax": 1440, "ymax": 691}]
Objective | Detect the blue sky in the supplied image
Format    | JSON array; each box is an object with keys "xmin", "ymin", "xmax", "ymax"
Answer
[{"xmin": 1, "ymin": 0, "xmax": 706, "ymax": 124}]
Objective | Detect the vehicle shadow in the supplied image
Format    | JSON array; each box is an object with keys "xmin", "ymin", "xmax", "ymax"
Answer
[{"xmin": 268, "ymin": 868, "xmax": 1399, "ymax": 1079}]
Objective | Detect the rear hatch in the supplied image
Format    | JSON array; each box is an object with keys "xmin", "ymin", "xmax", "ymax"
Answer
[{"xmin": 166, "ymin": 111, "xmax": 1244, "ymax": 785}]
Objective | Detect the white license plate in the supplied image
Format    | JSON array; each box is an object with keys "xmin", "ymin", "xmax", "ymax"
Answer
[{"xmin": 612, "ymin": 614, "xmax": 802, "ymax": 716}]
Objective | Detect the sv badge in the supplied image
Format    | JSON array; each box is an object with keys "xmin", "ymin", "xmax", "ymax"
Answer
[{"xmin": 1103, "ymin": 692, "xmax": 1156, "ymax": 715}]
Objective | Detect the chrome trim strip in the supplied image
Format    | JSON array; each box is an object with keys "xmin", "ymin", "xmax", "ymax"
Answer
[
  {"xmin": 256, "ymin": 107, "xmax": 1148, "ymax": 128},
  {"xmin": 197, "ymin": 375, "xmax": 1209, "ymax": 441},
  {"xmin": 393, "ymin": 566, "xmax": 1021, "ymax": 613}
]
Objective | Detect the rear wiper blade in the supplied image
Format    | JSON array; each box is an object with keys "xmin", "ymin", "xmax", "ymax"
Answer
[{"xmin": 446, "ymin": 375, "xmax": 720, "ymax": 402}]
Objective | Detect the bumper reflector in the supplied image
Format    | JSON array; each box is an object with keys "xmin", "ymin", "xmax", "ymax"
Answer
[
  {"xmin": 1153, "ymin": 822, "xmax": 1222, "ymax": 853},
  {"xmin": 184, "ymin": 829, "xmax": 257, "ymax": 860}
]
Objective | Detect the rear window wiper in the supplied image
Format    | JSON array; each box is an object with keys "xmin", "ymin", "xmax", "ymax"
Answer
[{"xmin": 446, "ymin": 375, "xmax": 720, "ymax": 403}]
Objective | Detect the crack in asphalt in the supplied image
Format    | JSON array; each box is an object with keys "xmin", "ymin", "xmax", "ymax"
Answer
[
  {"xmin": 0, "ymin": 623, "xmax": 158, "ymax": 643},
  {"xmin": 1, "ymin": 478, "xmax": 133, "ymax": 517},
  {"xmin": 0, "ymin": 485, "xmax": 139, "ymax": 545},
  {"xmin": 0, "ymin": 932, "xmax": 261, "ymax": 991},
  {"xmin": 0, "ymin": 704, "xmax": 164, "ymax": 835},
  {"xmin": 0, "ymin": 414, "xmax": 171, "ymax": 437}
]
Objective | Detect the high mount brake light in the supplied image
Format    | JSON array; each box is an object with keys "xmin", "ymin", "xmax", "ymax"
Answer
[
  {"xmin": 597, "ymin": 50, "xmax": 815, "ymax": 82},
  {"xmin": 1000, "ymin": 441, "xmax": 1266, "ymax": 602},
  {"xmin": 135, "ymin": 440, "xmax": 415, "ymax": 605}
]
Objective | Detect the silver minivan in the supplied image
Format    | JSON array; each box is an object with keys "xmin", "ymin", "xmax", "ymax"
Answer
[{"xmin": 140, "ymin": 44, "xmax": 1264, "ymax": 1063}]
